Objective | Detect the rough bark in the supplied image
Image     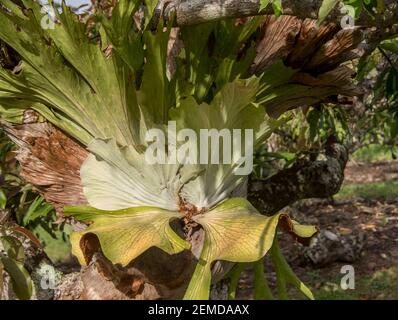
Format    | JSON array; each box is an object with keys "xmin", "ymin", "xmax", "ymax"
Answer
[
  {"xmin": 249, "ymin": 16, "xmax": 363, "ymax": 117},
  {"xmin": 162, "ymin": 0, "xmax": 398, "ymax": 28},
  {"xmin": 2, "ymin": 119, "xmax": 88, "ymax": 213},
  {"xmin": 248, "ymin": 141, "xmax": 349, "ymax": 215}
]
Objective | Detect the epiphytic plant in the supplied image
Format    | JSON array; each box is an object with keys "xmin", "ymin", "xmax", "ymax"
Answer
[{"xmin": 0, "ymin": 0, "xmax": 320, "ymax": 299}]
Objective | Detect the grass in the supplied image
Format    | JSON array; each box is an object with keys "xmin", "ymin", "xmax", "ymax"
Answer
[
  {"xmin": 336, "ymin": 180, "xmax": 398, "ymax": 201},
  {"xmin": 288, "ymin": 267, "xmax": 398, "ymax": 300},
  {"xmin": 314, "ymin": 267, "xmax": 398, "ymax": 300},
  {"xmin": 352, "ymin": 144, "xmax": 397, "ymax": 162}
]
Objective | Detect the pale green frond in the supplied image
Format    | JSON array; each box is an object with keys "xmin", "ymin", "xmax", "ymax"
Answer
[
  {"xmin": 172, "ymin": 79, "xmax": 281, "ymax": 210},
  {"xmin": 80, "ymin": 138, "xmax": 193, "ymax": 211}
]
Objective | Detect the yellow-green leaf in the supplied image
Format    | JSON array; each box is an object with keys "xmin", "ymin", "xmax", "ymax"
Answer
[
  {"xmin": 64, "ymin": 206, "xmax": 190, "ymax": 266},
  {"xmin": 183, "ymin": 198, "xmax": 317, "ymax": 299}
]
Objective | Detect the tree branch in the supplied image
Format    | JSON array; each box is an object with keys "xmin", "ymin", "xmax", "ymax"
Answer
[
  {"xmin": 163, "ymin": 0, "xmax": 398, "ymax": 28},
  {"xmin": 248, "ymin": 142, "xmax": 349, "ymax": 215}
]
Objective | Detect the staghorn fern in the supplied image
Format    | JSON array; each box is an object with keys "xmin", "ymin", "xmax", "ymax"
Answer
[{"xmin": 0, "ymin": 0, "xmax": 317, "ymax": 299}]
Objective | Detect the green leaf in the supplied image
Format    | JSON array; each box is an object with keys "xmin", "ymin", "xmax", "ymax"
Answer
[
  {"xmin": 183, "ymin": 198, "xmax": 317, "ymax": 299},
  {"xmin": 272, "ymin": 0, "xmax": 283, "ymax": 16},
  {"xmin": 317, "ymin": 0, "xmax": 340, "ymax": 26},
  {"xmin": 380, "ymin": 39, "xmax": 398, "ymax": 55},
  {"xmin": 270, "ymin": 238, "xmax": 314, "ymax": 300},
  {"xmin": 0, "ymin": 188, "xmax": 6, "ymax": 209},
  {"xmin": 137, "ymin": 25, "xmax": 175, "ymax": 125},
  {"xmin": 227, "ymin": 263, "xmax": 246, "ymax": 300},
  {"xmin": 179, "ymin": 18, "xmax": 262, "ymax": 103},
  {"xmin": 259, "ymin": 0, "xmax": 271, "ymax": 11},
  {"xmin": 343, "ymin": 0, "xmax": 363, "ymax": 17},
  {"xmin": 0, "ymin": 236, "xmax": 25, "ymax": 262},
  {"xmin": 386, "ymin": 68, "xmax": 398, "ymax": 99},
  {"xmin": 0, "ymin": 0, "xmax": 143, "ymax": 146},
  {"xmin": 362, "ymin": 0, "xmax": 378, "ymax": 15},
  {"xmin": 0, "ymin": 256, "xmax": 32, "ymax": 300},
  {"xmin": 263, "ymin": 151, "xmax": 296, "ymax": 162},
  {"xmin": 179, "ymin": 22, "xmax": 216, "ymax": 102},
  {"xmin": 64, "ymin": 206, "xmax": 190, "ymax": 266},
  {"xmin": 143, "ymin": 0, "xmax": 159, "ymax": 26},
  {"xmin": 253, "ymin": 258, "xmax": 274, "ymax": 300},
  {"xmin": 22, "ymin": 196, "xmax": 53, "ymax": 226},
  {"xmin": 99, "ymin": 0, "xmax": 143, "ymax": 73}
]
